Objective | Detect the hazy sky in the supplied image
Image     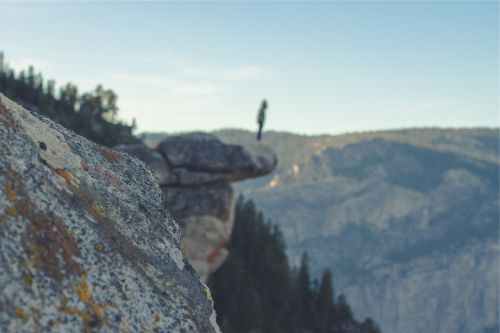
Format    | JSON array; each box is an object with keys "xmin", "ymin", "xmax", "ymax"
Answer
[{"xmin": 1, "ymin": 1, "xmax": 498, "ymax": 135}]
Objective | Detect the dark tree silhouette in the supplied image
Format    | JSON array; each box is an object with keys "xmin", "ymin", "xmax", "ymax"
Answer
[
  {"xmin": 0, "ymin": 52, "xmax": 137, "ymax": 147},
  {"xmin": 208, "ymin": 196, "xmax": 382, "ymax": 333}
]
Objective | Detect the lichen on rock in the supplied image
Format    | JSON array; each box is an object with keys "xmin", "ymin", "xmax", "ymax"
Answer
[{"xmin": 0, "ymin": 93, "xmax": 220, "ymax": 332}]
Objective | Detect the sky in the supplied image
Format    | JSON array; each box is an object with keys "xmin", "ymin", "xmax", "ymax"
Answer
[{"xmin": 1, "ymin": 1, "xmax": 498, "ymax": 135}]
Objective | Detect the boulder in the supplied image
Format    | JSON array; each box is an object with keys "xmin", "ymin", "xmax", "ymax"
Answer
[
  {"xmin": 0, "ymin": 94, "xmax": 220, "ymax": 333},
  {"xmin": 162, "ymin": 185, "xmax": 235, "ymax": 279},
  {"xmin": 118, "ymin": 133, "xmax": 277, "ymax": 281},
  {"xmin": 157, "ymin": 132, "xmax": 277, "ymax": 181},
  {"xmin": 161, "ymin": 185, "xmax": 233, "ymax": 223}
]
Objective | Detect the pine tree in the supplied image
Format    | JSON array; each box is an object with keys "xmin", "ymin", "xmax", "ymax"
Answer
[
  {"xmin": 0, "ymin": 51, "xmax": 137, "ymax": 147},
  {"xmin": 208, "ymin": 197, "xmax": 382, "ymax": 333},
  {"xmin": 316, "ymin": 269, "xmax": 335, "ymax": 332},
  {"xmin": 361, "ymin": 318, "xmax": 381, "ymax": 333},
  {"xmin": 298, "ymin": 252, "xmax": 316, "ymax": 332},
  {"xmin": 209, "ymin": 196, "xmax": 294, "ymax": 332},
  {"xmin": 336, "ymin": 294, "xmax": 353, "ymax": 322},
  {"xmin": 211, "ymin": 252, "xmax": 263, "ymax": 332}
]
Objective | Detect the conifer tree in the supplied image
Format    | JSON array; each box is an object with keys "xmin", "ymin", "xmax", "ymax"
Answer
[
  {"xmin": 209, "ymin": 196, "xmax": 382, "ymax": 333},
  {"xmin": 0, "ymin": 52, "xmax": 137, "ymax": 147},
  {"xmin": 336, "ymin": 294, "xmax": 354, "ymax": 322},
  {"xmin": 361, "ymin": 318, "xmax": 381, "ymax": 333},
  {"xmin": 298, "ymin": 252, "xmax": 317, "ymax": 332},
  {"xmin": 316, "ymin": 269, "xmax": 335, "ymax": 332}
]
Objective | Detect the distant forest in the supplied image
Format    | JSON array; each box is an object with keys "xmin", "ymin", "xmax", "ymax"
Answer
[
  {"xmin": 0, "ymin": 51, "xmax": 137, "ymax": 147},
  {"xmin": 0, "ymin": 52, "xmax": 380, "ymax": 333},
  {"xmin": 209, "ymin": 197, "xmax": 381, "ymax": 333}
]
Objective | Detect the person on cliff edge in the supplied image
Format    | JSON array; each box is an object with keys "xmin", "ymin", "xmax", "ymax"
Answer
[{"xmin": 257, "ymin": 99, "xmax": 267, "ymax": 141}]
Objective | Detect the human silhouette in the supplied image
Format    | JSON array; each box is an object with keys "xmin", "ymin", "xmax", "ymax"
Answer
[{"xmin": 256, "ymin": 99, "xmax": 267, "ymax": 141}]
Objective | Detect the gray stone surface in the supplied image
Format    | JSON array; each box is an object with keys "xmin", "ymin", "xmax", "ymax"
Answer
[
  {"xmin": 114, "ymin": 143, "xmax": 171, "ymax": 184},
  {"xmin": 157, "ymin": 132, "xmax": 277, "ymax": 181},
  {"xmin": 162, "ymin": 185, "xmax": 233, "ymax": 223},
  {"xmin": 118, "ymin": 132, "xmax": 277, "ymax": 281},
  {"xmin": 162, "ymin": 185, "xmax": 234, "ymax": 281},
  {"xmin": 0, "ymin": 93, "xmax": 220, "ymax": 333}
]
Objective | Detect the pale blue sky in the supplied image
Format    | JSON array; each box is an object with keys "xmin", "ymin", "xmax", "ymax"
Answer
[{"xmin": 1, "ymin": 1, "xmax": 498, "ymax": 135}]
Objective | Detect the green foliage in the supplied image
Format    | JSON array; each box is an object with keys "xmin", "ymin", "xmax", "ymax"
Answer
[
  {"xmin": 0, "ymin": 52, "xmax": 137, "ymax": 147},
  {"xmin": 208, "ymin": 196, "xmax": 382, "ymax": 333}
]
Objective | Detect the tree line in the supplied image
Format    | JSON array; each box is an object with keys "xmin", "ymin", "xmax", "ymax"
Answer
[
  {"xmin": 209, "ymin": 196, "xmax": 381, "ymax": 333},
  {"xmin": 0, "ymin": 51, "xmax": 137, "ymax": 147}
]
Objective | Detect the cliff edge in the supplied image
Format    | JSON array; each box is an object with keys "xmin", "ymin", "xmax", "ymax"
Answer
[{"xmin": 117, "ymin": 133, "xmax": 278, "ymax": 281}]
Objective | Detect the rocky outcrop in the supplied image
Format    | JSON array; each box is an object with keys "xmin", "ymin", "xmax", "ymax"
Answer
[
  {"xmin": 116, "ymin": 134, "xmax": 277, "ymax": 281},
  {"xmin": 0, "ymin": 93, "xmax": 220, "ymax": 332}
]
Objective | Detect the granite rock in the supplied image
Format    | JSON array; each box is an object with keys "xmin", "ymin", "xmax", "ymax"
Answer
[
  {"xmin": 118, "ymin": 133, "xmax": 277, "ymax": 281},
  {"xmin": 0, "ymin": 93, "xmax": 220, "ymax": 333},
  {"xmin": 157, "ymin": 132, "xmax": 277, "ymax": 181},
  {"xmin": 114, "ymin": 143, "xmax": 171, "ymax": 184}
]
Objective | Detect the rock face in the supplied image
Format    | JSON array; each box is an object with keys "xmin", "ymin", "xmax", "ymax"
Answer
[
  {"xmin": 116, "ymin": 134, "xmax": 277, "ymax": 281},
  {"xmin": 0, "ymin": 94, "xmax": 220, "ymax": 332}
]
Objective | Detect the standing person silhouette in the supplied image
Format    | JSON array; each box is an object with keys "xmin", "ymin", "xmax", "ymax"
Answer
[{"xmin": 257, "ymin": 99, "xmax": 267, "ymax": 141}]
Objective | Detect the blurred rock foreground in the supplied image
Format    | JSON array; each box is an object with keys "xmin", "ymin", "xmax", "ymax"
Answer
[
  {"xmin": 116, "ymin": 133, "xmax": 277, "ymax": 281},
  {"xmin": 0, "ymin": 93, "xmax": 221, "ymax": 332}
]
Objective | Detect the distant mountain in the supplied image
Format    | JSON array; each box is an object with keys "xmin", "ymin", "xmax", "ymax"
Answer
[{"xmin": 211, "ymin": 128, "xmax": 499, "ymax": 333}]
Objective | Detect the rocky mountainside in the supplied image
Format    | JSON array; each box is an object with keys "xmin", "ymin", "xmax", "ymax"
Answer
[
  {"xmin": 117, "ymin": 134, "xmax": 277, "ymax": 281},
  {"xmin": 211, "ymin": 129, "xmax": 499, "ymax": 333},
  {"xmin": 0, "ymin": 93, "xmax": 220, "ymax": 332}
]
